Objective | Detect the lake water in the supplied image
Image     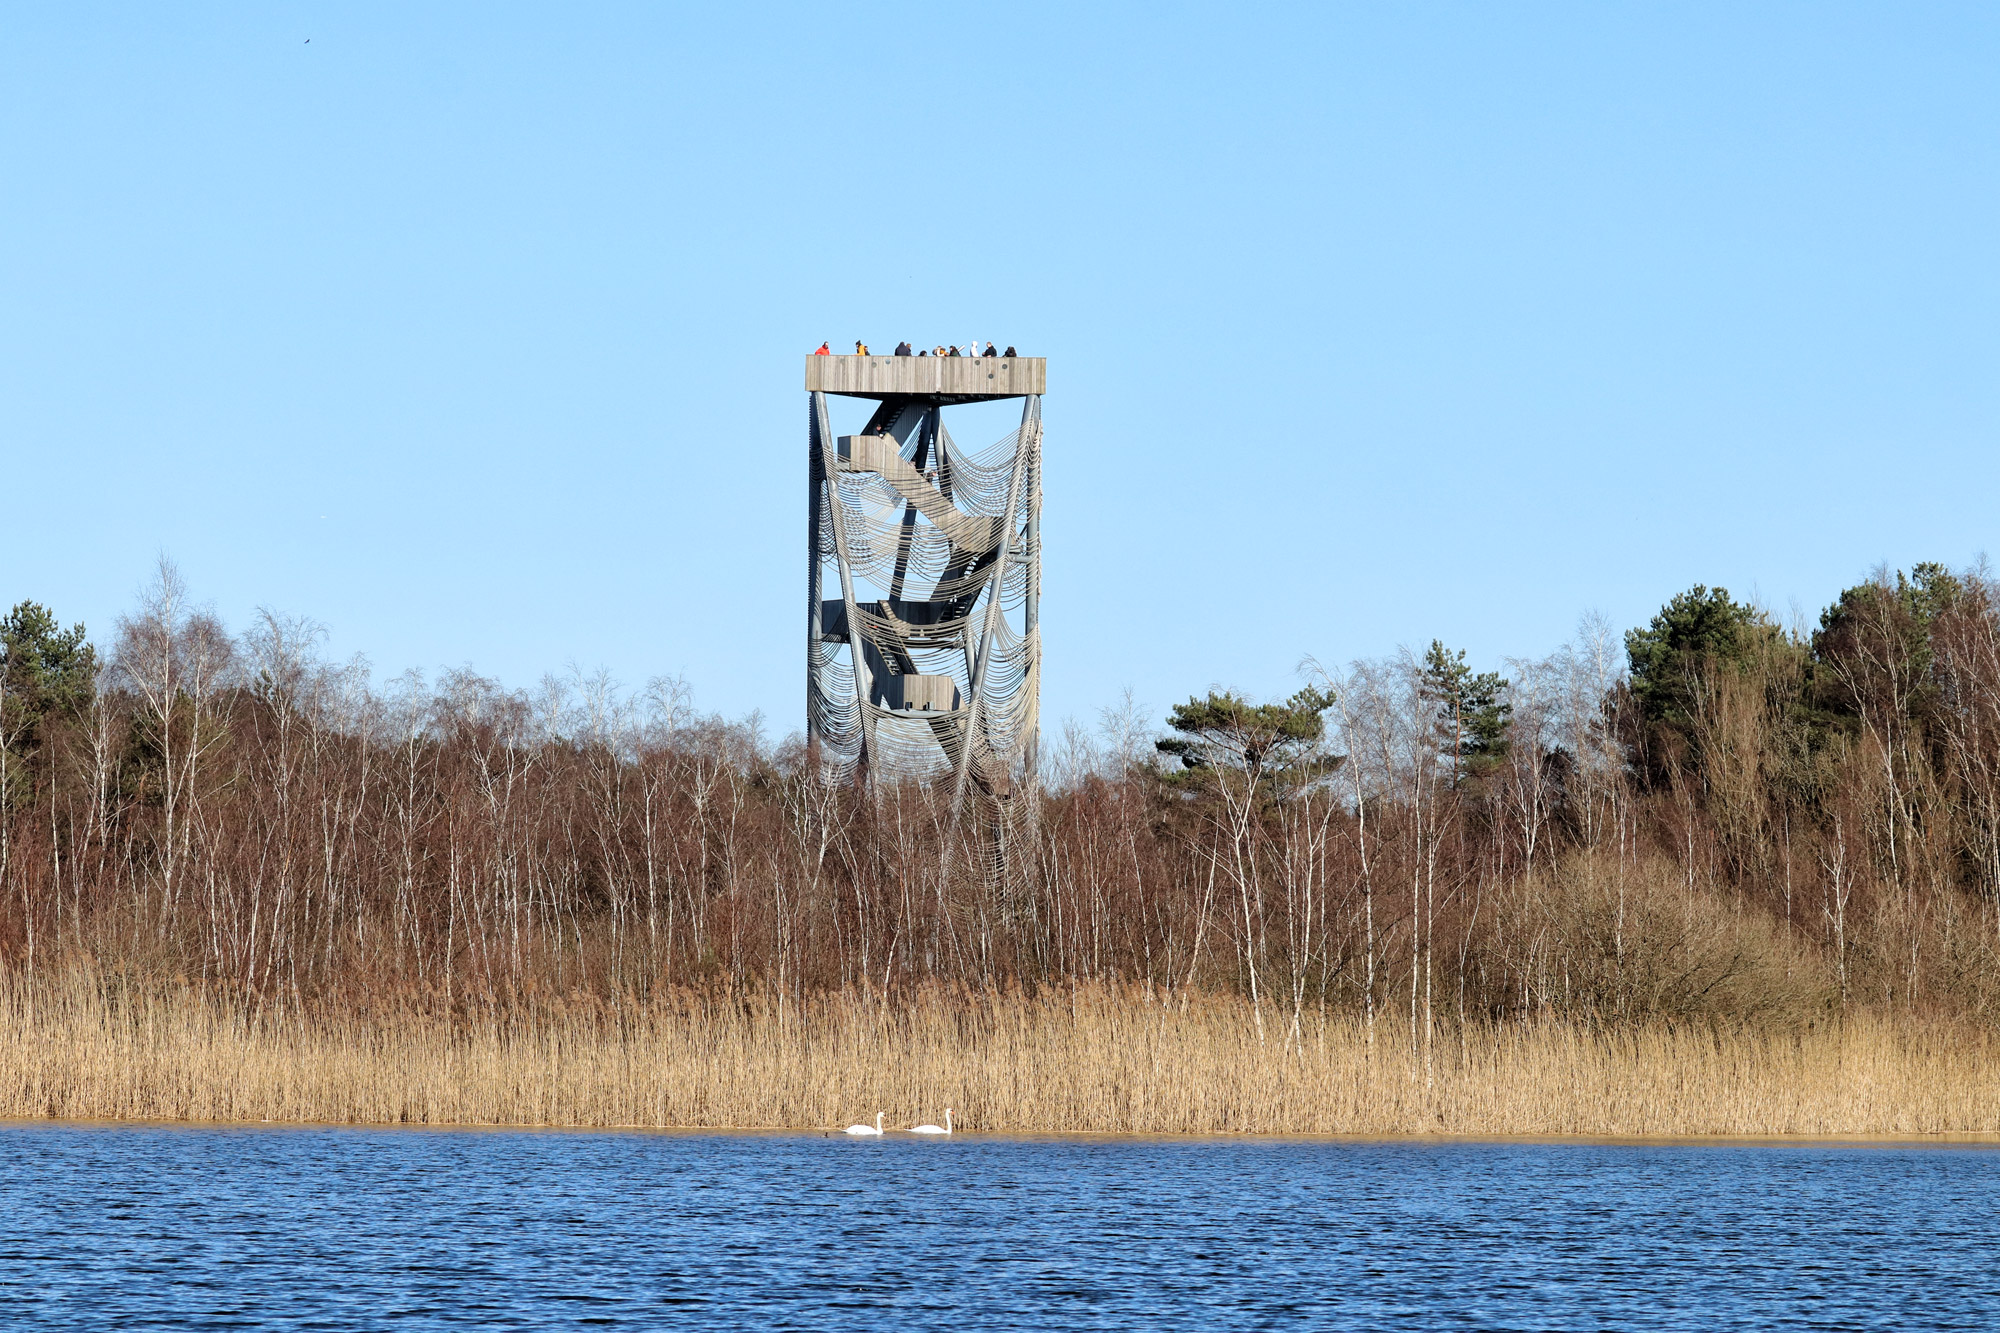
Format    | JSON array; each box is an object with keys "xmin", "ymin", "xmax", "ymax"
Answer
[{"xmin": 2, "ymin": 1126, "xmax": 1995, "ymax": 1329}]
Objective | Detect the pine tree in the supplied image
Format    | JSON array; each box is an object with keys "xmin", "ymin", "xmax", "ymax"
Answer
[
  {"xmin": 0, "ymin": 601, "xmax": 97, "ymax": 807},
  {"xmin": 1417, "ymin": 640, "xmax": 1510, "ymax": 787}
]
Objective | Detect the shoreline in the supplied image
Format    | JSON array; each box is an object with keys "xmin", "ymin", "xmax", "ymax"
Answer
[{"xmin": 6, "ymin": 1117, "xmax": 2000, "ymax": 1149}]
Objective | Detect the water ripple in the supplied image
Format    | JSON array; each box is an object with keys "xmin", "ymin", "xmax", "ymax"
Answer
[{"xmin": 2, "ymin": 1127, "xmax": 1996, "ymax": 1329}]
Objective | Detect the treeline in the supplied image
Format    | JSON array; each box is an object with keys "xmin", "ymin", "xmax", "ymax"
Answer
[{"xmin": 5, "ymin": 558, "xmax": 2000, "ymax": 1031}]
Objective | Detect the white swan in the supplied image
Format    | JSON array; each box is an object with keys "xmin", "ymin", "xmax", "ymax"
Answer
[
  {"xmin": 909, "ymin": 1109, "xmax": 953, "ymax": 1135},
  {"xmin": 844, "ymin": 1112, "xmax": 885, "ymax": 1136}
]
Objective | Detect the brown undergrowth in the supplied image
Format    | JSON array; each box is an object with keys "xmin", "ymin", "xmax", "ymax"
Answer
[{"xmin": 3, "ymin": 970, "xmax": 1996, "ymax": 1138}]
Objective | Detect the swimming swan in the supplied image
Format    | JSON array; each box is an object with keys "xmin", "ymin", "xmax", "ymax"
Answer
[
  {"xmin": 909, "ymin": 1109, "xmax": 953, "ymax": 1135},
  {"xmin": 844, "ymin": 1112, "xmax": 885, "ymax": 1136}
]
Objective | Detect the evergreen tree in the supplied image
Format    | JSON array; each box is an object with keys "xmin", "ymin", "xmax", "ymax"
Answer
[
  {"xmin": 1811, "ymin": 562, "xmax": 1961, "ymax": 726},
  {"xmin": 1155, "ymin": 686, "xmax": 1338, "ymax": 795},
  {"xmin": 1417, "ymin": 641, "xmax": 1510, "ymax": 785},
  {"xmin": 0, "ymin": 601, "xmax": 97, "ymax": 806},
  {"xmin": 1624, "ymin": 585, "xmax": 1768, "ymax": 734}
]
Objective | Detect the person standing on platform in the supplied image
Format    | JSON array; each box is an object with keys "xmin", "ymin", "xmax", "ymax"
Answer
[
  {"xmin": 895, "ymin": 341, "xmax": 912, "ymax": 356},
  {"xmin": 813, "ymin": 342, "xmax": 830, "ymax": 355}
]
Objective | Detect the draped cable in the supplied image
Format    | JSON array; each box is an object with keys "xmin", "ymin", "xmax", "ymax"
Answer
[{"xmin": 808, "ymin": 394, "xmax": 1041, "ymax": 802}]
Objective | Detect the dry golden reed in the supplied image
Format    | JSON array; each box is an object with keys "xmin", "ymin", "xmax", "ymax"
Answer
[{"xmin": 3, "ymin": 971, "xmax": 1998, "ymax": 1138}]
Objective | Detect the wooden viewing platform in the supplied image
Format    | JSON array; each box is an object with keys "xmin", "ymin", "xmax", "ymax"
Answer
[{"xmin": 806, "ymin": 354, "xmax": 1046, "ymax": 402}]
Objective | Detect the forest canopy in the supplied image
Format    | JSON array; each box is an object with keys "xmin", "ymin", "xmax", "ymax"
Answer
[{"xmin": 5, "ymin": 557, "xmax": 2000, "ymax": 1032}]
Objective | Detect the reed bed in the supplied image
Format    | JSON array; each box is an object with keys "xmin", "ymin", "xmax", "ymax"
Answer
[{"xmin": 3, "ymin": 972, "xmax": 1997, "ymax": 1138}]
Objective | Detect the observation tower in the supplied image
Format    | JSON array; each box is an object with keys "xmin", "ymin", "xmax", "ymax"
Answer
[{"xmin": 806, "ymin": 352, "xmax": 1043, "ymax": 808}]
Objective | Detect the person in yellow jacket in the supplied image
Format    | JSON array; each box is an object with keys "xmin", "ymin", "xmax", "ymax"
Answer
[{"xmin": 854, "ymin": 341, "xmax": 869, "ymax": 355}]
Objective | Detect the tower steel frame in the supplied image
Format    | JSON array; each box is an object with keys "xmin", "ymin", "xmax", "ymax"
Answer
[{"xmin": 805, "ymin": 354, "xmax": 1043, "ymax": 810}]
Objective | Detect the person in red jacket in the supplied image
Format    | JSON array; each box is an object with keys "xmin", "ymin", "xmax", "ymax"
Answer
[{"xmin": 813, "ymin": 342, "xmax": 830, "ymax": 355}]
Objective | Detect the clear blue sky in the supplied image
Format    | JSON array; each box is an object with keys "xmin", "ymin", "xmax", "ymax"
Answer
[{"xmin": 5, "ymin": 3, "xmax": 1996, "ymax": 736}]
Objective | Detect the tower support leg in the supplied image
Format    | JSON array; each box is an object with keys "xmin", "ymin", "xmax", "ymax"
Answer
[{"xmin": 951, "ymin": 395, "xmax": 1038, "ymax": 816}]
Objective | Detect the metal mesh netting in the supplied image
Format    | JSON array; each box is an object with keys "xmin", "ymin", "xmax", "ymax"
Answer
[{"xmin": 809, "ymin": 394, "xmax": 1040, "ymax": 800}]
